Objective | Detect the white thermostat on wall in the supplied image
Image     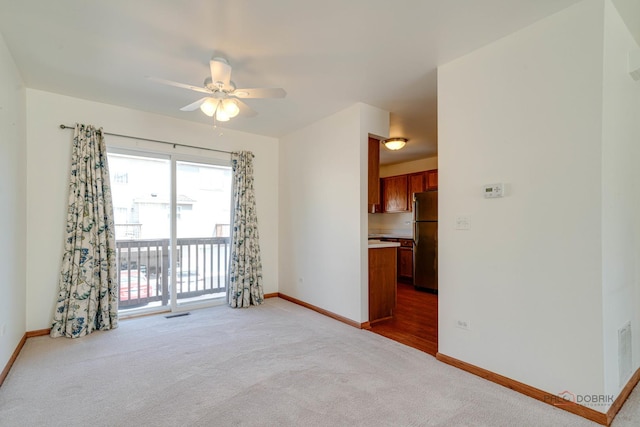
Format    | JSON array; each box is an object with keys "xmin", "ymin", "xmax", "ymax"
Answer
[{"xmin": 483, "ymin": 183, "xmax": 504, "ymax": 198}]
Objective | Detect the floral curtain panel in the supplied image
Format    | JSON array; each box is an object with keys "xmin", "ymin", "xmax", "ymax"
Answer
[
  {"xmin": 51, "ymin": 124, "xmax": 118, "ymax": 338},
  {"xmin": 229, "ymin": 151, "xmax": 265, "ymax": 308}
]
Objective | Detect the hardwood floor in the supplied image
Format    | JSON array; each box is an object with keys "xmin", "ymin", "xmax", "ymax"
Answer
[{"xmin": 369, "ymin": 281, "xmax": 438, "ymax": 356}]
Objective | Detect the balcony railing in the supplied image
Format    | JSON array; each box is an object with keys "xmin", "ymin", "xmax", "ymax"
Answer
[
  {"xmin": 116, "ymin": 237, "xmax": 230, "ymax": 308},
  {"xmin": 115, "ymin": 223, "xmax": 142, "ymax": 240}
]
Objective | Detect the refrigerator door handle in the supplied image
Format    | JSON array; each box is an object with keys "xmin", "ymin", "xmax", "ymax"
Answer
[
  {"xmin": 412, "ymin": 194, "xmax": 417, "ymax": 222},
  {"xmin": 412, "ymin": 194, "xmax": 418, "ymax": 247}
]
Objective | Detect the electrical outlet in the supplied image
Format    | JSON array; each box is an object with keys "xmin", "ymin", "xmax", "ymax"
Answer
[
  {"xmin": 456, "ymin": 320, "xmax": 471, "ymax": 330},
  {"xmin": 619, "ymin": 322, "xmax": 632, "ymax": 387}
]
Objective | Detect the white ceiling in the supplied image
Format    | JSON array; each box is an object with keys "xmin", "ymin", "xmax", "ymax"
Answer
[{"xmin": 2, "ymin": 0, "xmax": 625, "ymax": 165}]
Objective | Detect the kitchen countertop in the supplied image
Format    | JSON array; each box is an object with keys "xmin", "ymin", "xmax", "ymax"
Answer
[
  {"xmin": 368, "ymin": 240, "xmax": 401, "ymax": 249},
  {"xmin": 368, "ymin": 233, "xmax": 413, "ymax": 240}
]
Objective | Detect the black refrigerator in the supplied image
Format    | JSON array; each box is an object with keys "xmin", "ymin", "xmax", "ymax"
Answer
[{"xmin": 413, "ymin": 191, "xmax": 438, "ymax": 293}]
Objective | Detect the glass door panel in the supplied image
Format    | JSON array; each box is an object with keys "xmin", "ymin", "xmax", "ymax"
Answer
[
  {"xmin": 108, "ymin": 152, "xmax": 171, "ymax": 312},
  {"xmin": 175, "ymin": 160, "xmax": 232, "ymax": 306}
]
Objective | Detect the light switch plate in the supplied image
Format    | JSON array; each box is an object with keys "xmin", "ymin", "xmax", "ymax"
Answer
[{"xmin": 455, "ymin": 215, "xmax": 470, "ymax": 230}]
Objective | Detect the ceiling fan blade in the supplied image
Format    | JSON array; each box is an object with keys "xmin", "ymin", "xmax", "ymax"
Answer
[
  {"xmin": 179, "ymin": 97, "xmax": 210, "ymax": 111},
  {"xmin": 234, "ymin": 99, "xmax": 258, "ymax": 117},
  {"xmin": 232, "ymin": 87, "xmax": 287, "ymax": 99},
  {"xmin": 147, "ymin": 76, "xmax": 210, "ymax": 94},
  {"xmin": 210, "ymin": 58, "xmax": 232, "ymax": 87}
]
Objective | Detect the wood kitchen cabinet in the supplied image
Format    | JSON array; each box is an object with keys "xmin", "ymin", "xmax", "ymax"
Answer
[
  {"xmin": 426, "ymin": 169, "xmax": 438, "ymax": 190},
  {"xmin": 397, "ymin": 239, "xmax": 414, "ymax": 282},
  {"xmin": 381, "ymin": 175, "xmax": 409, "ymax": 212},
  {"xmin": 380, "ymin": 238, "xmax": 414, "ymax": 282},
  {"xmin": 380, "ymin": 169, "xmax": 437, "ymax": 213},
  {"xmin": 408, "ymin": 171, "xmax": 427, "ymax": 210},
  {"xmin": 368, "ymin": 137, "xmax": 380, "ymax": 212},
  {"xmin": 369, "ymin": 247, "xmax": 397, "ymax": 323},
  {"xmin": 409, "ymin": 169, "xmax": 438, "ymax": 196}
]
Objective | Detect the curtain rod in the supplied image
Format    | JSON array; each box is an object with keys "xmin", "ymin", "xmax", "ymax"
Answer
[{"xmin": 59, "ymin": 124, "xmax": 232, "ymax": 155}]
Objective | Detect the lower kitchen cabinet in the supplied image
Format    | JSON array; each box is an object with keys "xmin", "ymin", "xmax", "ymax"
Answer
[
  {"xmin": 398, "ymin": 246, "xmax": 413, "ymax": 282},
  {"xmin": 369, "ymin": 247, "xmax": 397, "ymax": 323},
  {"xmin": 380, "ymin": 238, "xmax": 414, "ymax": 283}
]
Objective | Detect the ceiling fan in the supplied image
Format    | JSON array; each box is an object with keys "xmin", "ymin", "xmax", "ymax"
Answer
[{"xmin": 149, "ymin": 57, "xmax": 286, "ymax": 123}]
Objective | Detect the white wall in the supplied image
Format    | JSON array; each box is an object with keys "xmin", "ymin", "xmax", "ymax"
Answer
[
  {"xmin": 359, "ymin": 105, "xmax": 391, "ymax": 319},
  {"xmin": 0, "ymin": 32, "xmax": 26, "ymax": 367},
  {"xmin": 25, "ymin": 89, "xmax": 279, "ymax": 330},
  {"xmin": 279, "ymin": 103, "xmax": 388, "ymax": 323},
  {"xmin": 438, "ymin": 0, "xmax": 608, "ymax": 409},
  {"xmin": 380, "ymin": 156, "xmax": 438, "ymax": 178},
  {"xmin": 601, "ymin": 0, "xmax": 640, "ymax": 397}
]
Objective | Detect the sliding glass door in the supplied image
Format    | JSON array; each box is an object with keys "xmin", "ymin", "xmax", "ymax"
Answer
[
  {"xmin": 108, "ymin": 150, "xmax": 231, "ymax": 314},
  {"xmin": 174, "ymin": 160, "xmax": 231, "ymax": 306}
]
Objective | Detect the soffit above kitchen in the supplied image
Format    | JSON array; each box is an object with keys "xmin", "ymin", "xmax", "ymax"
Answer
[{"xmin": 0, "ymin": 0, "xmax": 594, "ymax": 165}]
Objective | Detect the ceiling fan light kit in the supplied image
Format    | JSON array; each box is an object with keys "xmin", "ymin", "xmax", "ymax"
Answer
[
  {"xmin": 199, "ymin": 98, "xmax": 217, "ymax": 117},
  {"xmin": 222, "ymin": 99, "xmax": 240, "ymax": 117},
  {"xmin": 216, "ymin": 111, "xmax": 229, "ymax": 122},
  {"xmin": 150, "ymin": 56, "xmax": 286, "ymax": 124},
  {"xmin": 199, "ymin": 98, "xmax": 241, "ymax": 122},
  {"xmin": 383, "ymin": 137, "xmax": 408, "ymax": 151}
]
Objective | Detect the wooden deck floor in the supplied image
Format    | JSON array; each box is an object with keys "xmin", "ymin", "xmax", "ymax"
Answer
[{"xmin": 369, "ymin": 281, "xmax": 438, "ymax": 356}]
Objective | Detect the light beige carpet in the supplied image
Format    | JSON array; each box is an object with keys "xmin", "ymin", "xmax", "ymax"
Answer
[{"xmin": 0, "ymin": 298, "xmax": 638, "ymax": 426}]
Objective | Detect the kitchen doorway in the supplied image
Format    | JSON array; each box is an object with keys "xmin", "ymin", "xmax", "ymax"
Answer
[{"xmin": 369, "ymin": 282, "xmax": 438, "ymax": 356}]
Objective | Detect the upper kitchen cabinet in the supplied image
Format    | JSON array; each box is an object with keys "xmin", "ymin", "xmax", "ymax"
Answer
[
  {"xmin": 408, "ymin": 172, "xmax": 426, "ymax": 199},
  {"xmin": 368, "ymin": 137, "xmax": 381, "ymax": 212},
  {"xmin": 409, "ymin": 169, "xmax": 438, "ymax": 196},
  {"xmin": 382, "ymin": 175, "xmax": 409, "ymax": 212},
  {"xmin": 426, "ymin": 169, "xmax": 438, "ymax": 190},
  {"xmin": 381, "ymin": 169, "xmax": 438, "ymax": 213}
]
